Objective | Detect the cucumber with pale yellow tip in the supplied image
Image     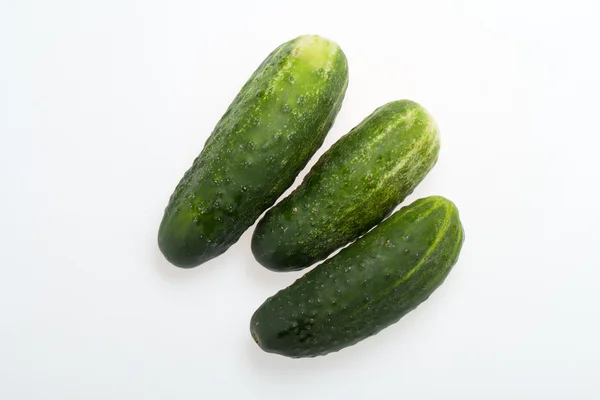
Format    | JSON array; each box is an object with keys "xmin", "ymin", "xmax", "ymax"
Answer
[{"xmin": 158, "ymin": 35, "xmax": 348, "ymax": 268}]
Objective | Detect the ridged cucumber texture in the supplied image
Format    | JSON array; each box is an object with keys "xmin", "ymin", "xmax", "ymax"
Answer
[
  {"xmin": 252, "ymin": 100, "xmax": 440, "ymax": 272},
  {"xmin": 158, "ymin": 35, "xmax": 348, "ymax": 268},
  {"xmin": 250, "ymin": 196, "xmax": 465, "ymax": 358}
]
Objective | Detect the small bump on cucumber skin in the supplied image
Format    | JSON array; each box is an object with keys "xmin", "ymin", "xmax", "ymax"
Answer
[
  {"xmin": 252, "ymin": 100, "xmax": 441, "ymax": 272},
  {"xmin": 158, "ymin": 35, "xmax": 349, "ymax": 268},
  {"xmin": 250, "ymin": 196, "xmax": 465, "ymax": 358}
]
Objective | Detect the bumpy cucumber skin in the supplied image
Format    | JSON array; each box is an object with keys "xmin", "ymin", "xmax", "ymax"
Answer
[
  {"xmin": 252, "ymin": 100, "xmax": 440, "ymax": 272},
  {"xmin": 250, "ymin": 196, "xmax": 464, "ymax": 358},
  {"xmin": 158, "ymin": 35, "xmax": 348, "ymax": 268}
]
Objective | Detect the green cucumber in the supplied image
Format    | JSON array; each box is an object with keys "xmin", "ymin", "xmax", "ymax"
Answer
[
  {"xmin": 251, "ymin": 100, "xmax": 440, "ymax": 271},
  {"xmin": 158, "ymin": 35, "xmax": 348, "ymax": 268},
  {"xmin": 250, "ymin": 196, "xmax": 464, "ymax": 358}
]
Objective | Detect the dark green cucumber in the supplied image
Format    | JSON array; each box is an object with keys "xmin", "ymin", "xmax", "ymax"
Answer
[
  {"xmin": 158, "ymin": 35, "xmax": 348, "ymax": 268},
  {"xmin": 250, "ymin": 196, "xmax": 464, "ymax": 358},
  {"xmin": 252, "ymin": 100, "xmax": 440, "ymax": 271}
]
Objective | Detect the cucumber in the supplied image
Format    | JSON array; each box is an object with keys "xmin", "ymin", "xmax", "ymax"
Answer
[
  {"xmin": 252, "ymin": 100, "xmax": 440, "ymax": 271},
  {"xmin": 250, "ymin": 196, "xmax": 464, "ymax": 358},
  {"xmin": 158, "ymin": 35, "xmax": 348, "ymax": 268}
]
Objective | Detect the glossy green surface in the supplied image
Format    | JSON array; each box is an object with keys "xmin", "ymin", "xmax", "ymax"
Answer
[
  {"xmin": 250, "ymin": 196, "xmax": 465, "ymax": 358},
  {"xmin": 158, "ymin": 35, "xmax": 348, "ymax": 268},
  {"xmin": 252, "ymin": 100, "xmax": 440, "ymax": 271}
]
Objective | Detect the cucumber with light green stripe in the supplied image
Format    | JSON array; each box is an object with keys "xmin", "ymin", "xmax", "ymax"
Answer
[
  {"xmin": 252, "ymin": 100, "xmax": 440, "ymax": 272},
  {"xmin": 250, "ymin": 196, "xmax": 465, "ymax": 358},
  {"xmin": 158, "ymin": 35, "xmax": 348, "ymax": 268}
]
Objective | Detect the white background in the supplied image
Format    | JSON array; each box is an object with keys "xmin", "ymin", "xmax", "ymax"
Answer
[{"xmin": 1, "ymin": 0, "xmax": 599, "ymax": 398}]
